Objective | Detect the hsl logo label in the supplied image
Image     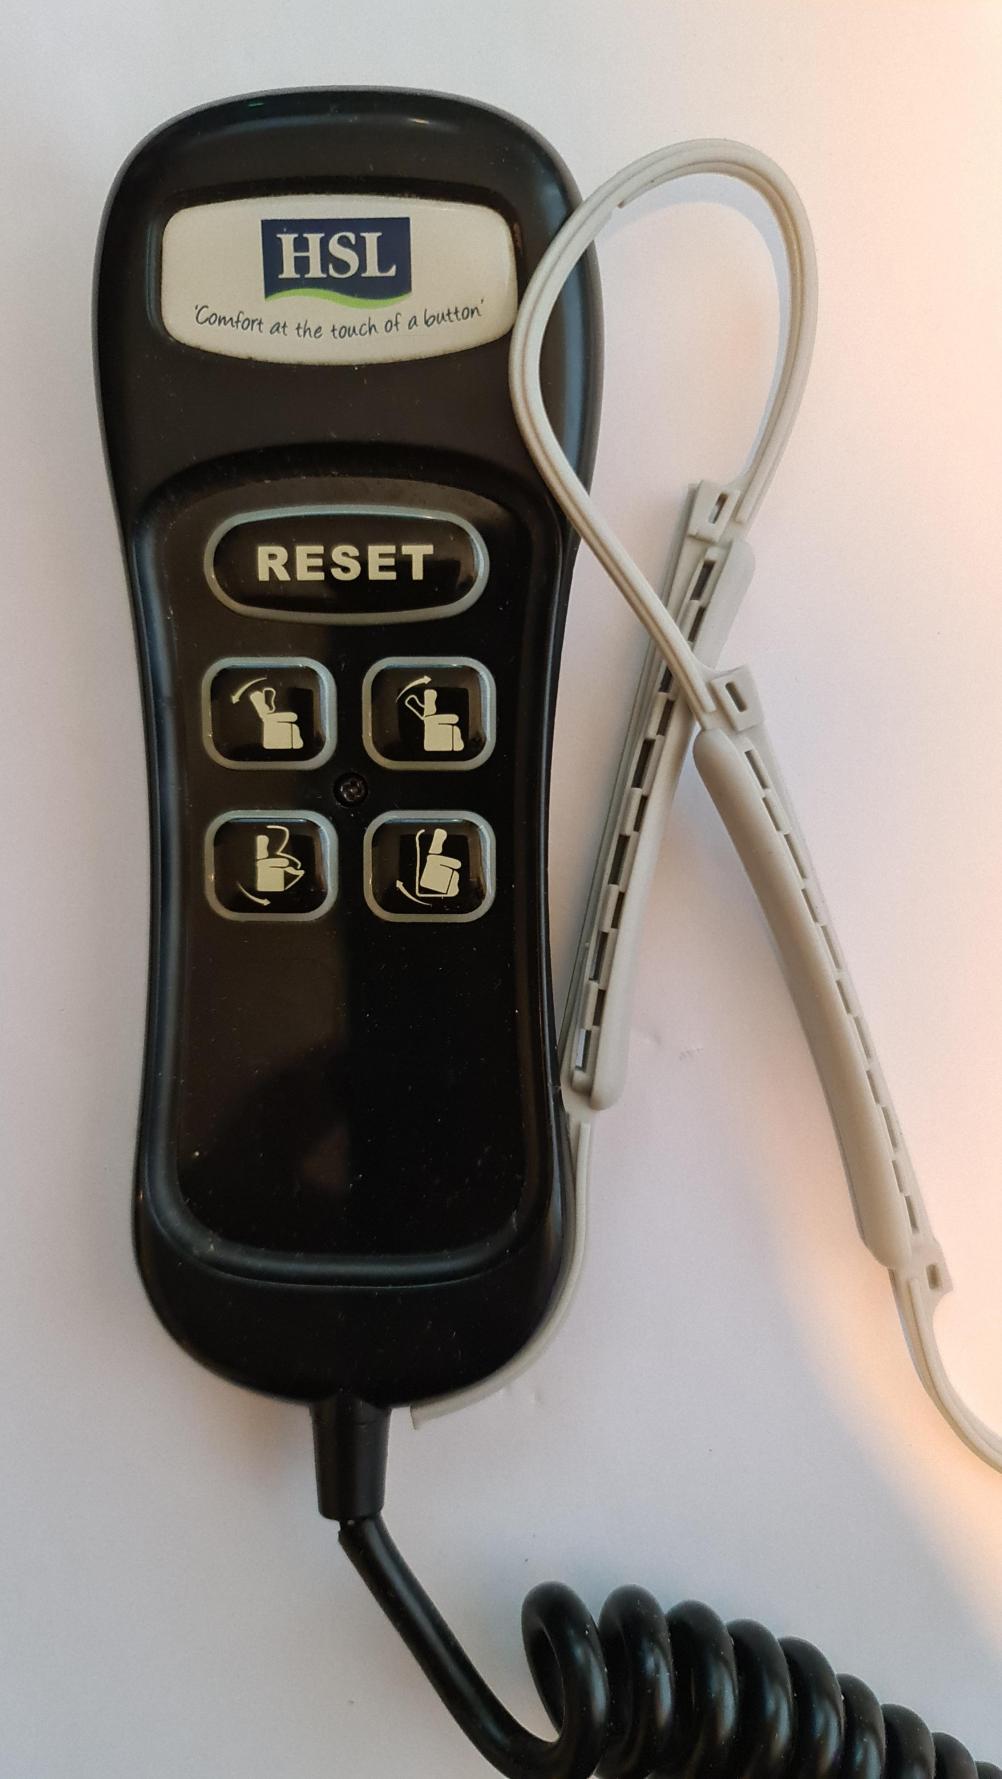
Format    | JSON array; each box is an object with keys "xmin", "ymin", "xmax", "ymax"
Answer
[{"xmin": 260, "ymin": 217, "xmax": 412, "ymax": 306}]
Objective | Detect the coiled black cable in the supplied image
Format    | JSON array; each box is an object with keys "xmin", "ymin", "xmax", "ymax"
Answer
[{"xmin": 339, "ymin": 1515, "xmax": 999, "ymax": 1779}]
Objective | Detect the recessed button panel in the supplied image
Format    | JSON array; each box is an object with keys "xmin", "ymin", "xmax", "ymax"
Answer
[
  {"xmin": 206, "ymin": 506, "xmax": 488, "ymax": 622},
  {"xmin": 206, "ymin": 812, "xmax": 337, "ymax": 920},
  {"xmin": 203, "ymin": 658, "xmax": 335, "ymax": 767},
  {"xmin": 363, "ymin": 657, "xmax": 495, "ymax": 769},
  {"xmin": 364, "ymin": 813, "xmax": 494, "ymax": 922}
]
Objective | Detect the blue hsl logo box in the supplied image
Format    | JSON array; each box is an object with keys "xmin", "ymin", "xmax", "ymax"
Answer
[{"xmin": 261, "ymin": 217, "xmax": 412, "ymax": 304}]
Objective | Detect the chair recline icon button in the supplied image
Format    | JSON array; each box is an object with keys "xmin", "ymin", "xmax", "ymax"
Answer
[
  {"xmin": 202, "ymin": 658, "xmax": 336, "ymax": 768},
  {"xmin": 365, "ymin": 813, "xmax": 494, "ymax": 922},
  {"xmin": 363, "ymin": 658, "xmax": 495, "ymax": 770},
  {"xmin": 206, "ymin": 813, "xmax": 337, "ymax": 919}
]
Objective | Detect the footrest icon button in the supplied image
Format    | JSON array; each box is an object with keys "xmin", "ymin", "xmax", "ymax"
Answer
[{"xmin": 206, "ymin": 812, "xmax": 337, "ymax": 920}]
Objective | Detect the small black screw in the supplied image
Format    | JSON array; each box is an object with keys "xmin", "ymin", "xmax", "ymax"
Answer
[{"xmin": 334, "ymin": 771, "xmax": 369, "ymax": 807}]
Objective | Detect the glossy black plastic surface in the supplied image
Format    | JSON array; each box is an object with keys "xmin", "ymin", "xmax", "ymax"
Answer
[{"xmin": 95, "ymin": 89, "xmax": 600, "ymax": 1404}]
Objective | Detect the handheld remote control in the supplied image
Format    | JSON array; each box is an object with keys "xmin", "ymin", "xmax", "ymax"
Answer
[
  {"xmin": 94, "ymin": 99, "xmax": 998, "ymax": 1779},
  {"xmin": 96, "ymin": 89, "xmax": 600, "ymax": 1407}
]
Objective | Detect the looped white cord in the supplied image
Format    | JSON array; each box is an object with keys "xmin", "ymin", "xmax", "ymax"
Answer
[
  {"xmin": 502, "ymin": 140, "xmax": 1000, "ymax": 1473},
  {"xmin": 510, "ymin": 140, "xmax": 817, "ymax": 723},
  {"xmin": 415, "ymin": 140, "xmax": 1000, "ymax": 1471}
]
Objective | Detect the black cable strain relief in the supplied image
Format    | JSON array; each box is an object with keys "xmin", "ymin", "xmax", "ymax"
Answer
[{"xmin": 311, "ymin": 1395, "xmax": 390, "ymax": 1522}]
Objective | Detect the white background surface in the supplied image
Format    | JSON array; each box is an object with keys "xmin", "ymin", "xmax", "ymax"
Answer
[{"xmin": 2, "ymin": 3, "xmax": 1002, "ymax": 1773}]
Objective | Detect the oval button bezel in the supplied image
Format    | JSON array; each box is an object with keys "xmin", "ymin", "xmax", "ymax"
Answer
[{"xmin": 203, "ymin": 503, "xmax": 489, "ymax": 624}]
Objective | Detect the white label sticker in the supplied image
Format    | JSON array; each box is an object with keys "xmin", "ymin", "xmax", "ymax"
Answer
[{"xmin": 160, "ymin": 193, "xmax": 518, "ymax": 365}]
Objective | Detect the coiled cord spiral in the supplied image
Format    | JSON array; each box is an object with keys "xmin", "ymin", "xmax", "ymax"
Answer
[{"xmin": 339, "ymin": 1516, "xmax": 999, "ymax": 1779}]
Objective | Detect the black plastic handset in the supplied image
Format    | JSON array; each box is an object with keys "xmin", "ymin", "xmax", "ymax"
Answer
[{"xmin": 95, "ymin": 89, "xmax": 600, "ymax": 1406}]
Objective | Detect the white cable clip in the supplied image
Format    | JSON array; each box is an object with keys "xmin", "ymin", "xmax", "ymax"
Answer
[
  {"xmin": 562, "ymin": 481, "xmax": 752, "ymax": 1121},
  {"xmin": 694, "ymin": 666, "xmax": 1002, "ymax": 1468}
]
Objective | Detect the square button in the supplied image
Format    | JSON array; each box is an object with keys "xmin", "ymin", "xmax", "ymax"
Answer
[
  {"xmin": 363, "ymin": 658, "xmax": 495, "ymax": 770},
  {"xmin": 364, "ymin": 813, "xmax": 495, "ymax": 922},
  {"xmin": 203, "ymin": 658, "xmax": 335, "ymax": 767},
  {"xmin": 206, "ymin": 812, "xmax": 337, "ymax": 920}
]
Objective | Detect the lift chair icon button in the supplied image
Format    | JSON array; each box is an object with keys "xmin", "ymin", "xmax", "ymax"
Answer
[{"xmin": 364, "ymin": 814, "xmax": 495, "ymax": 923}]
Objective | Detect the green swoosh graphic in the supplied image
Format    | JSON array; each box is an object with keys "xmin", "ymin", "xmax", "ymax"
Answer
[{"xmin": 264, "ymin": 287, "xmax": 409, "ymax": 309}]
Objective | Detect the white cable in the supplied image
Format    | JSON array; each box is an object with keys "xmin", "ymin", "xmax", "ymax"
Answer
[
  {"xmin": 510, "ymin": 142, "xmax": 816, "ymax": 716},
  {"xmin": 419, "ymin": 140, "xmax": 1001, "ymax": 1474}
]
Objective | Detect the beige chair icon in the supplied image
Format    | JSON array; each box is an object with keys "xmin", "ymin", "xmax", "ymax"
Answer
[
  {"xmin": 247, "ymin": 684, "xmax": 304, "ymax": 751},
  {"xmin": 404, "ymin": 683, "xmax": 466, "ymax": 754},
  {"xmin": 400, "ymin": 678, "xmax": 464, "ymax": 753},
  {"xmin": 397, "ymin": 827, "xmax": 462, "ymax": 904},
  {"xmin": 254, "ymin": 826, "xmax": 305, "ymax": 895}
]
